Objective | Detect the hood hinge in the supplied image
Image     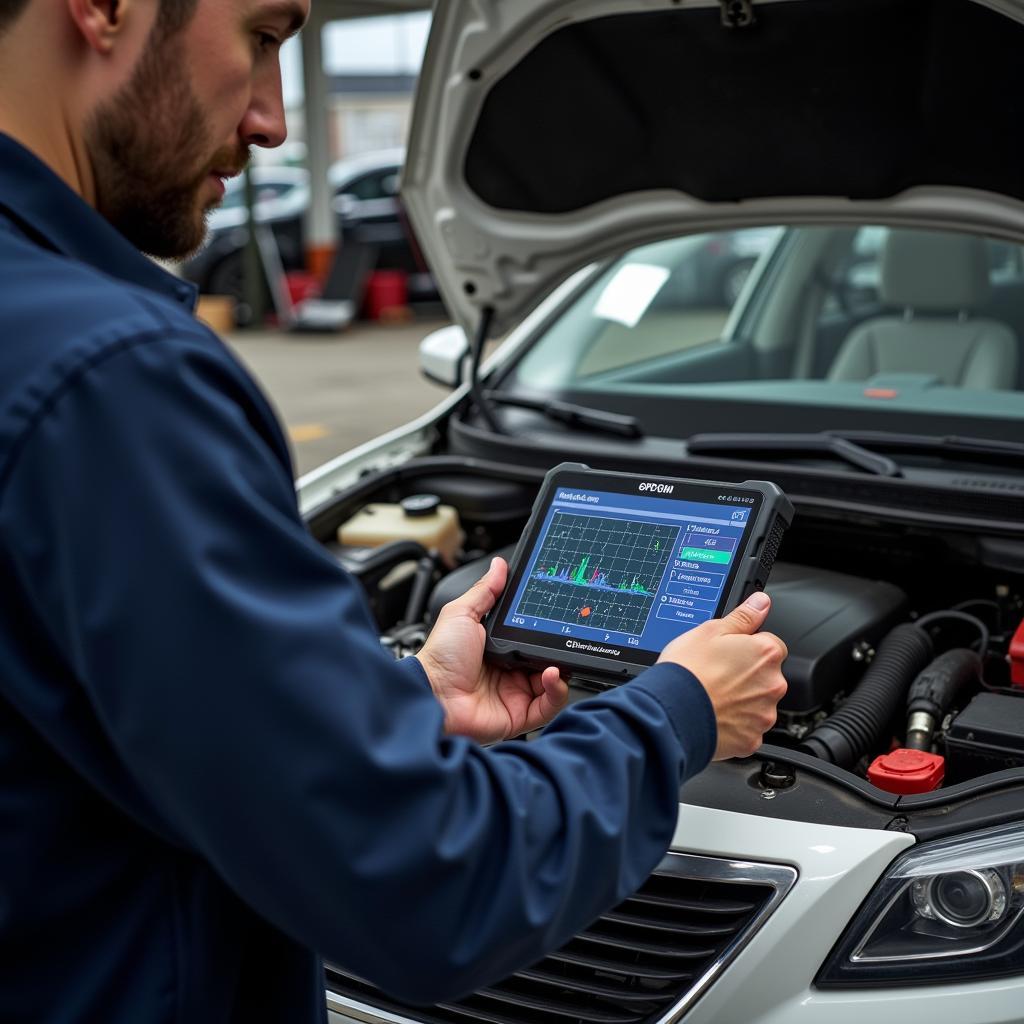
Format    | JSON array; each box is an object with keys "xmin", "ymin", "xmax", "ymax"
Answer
[{"xmin": 720, "ymin": 0, "xmax": 755, "ymax": 29}]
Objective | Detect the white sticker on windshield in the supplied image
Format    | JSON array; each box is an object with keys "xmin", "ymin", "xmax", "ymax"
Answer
[{"xmin": 593, "ymin": 263, "xmax": 671, "ymax": 328}]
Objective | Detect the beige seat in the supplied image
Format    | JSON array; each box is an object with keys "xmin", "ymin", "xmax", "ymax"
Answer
[{"xmin": 828, "ymin": 230, "xmax": 1018, "ymax": 390}]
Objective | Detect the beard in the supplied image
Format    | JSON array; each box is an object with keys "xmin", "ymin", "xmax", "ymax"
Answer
[{"xmin": 87, "ymin": 27, "xmax": 248, "ymax": 260}]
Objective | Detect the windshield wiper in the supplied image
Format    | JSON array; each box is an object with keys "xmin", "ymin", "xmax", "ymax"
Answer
[
  {"xmin": 832, "ymin": 430, "xmax": 1024, "ymax": 466},
  {"xmin": 484, "ymin": 391, "xmax": 644, "ymax": 439},
  {"xmin": 685, "ymin": 432, "xmax": 902, "ymax": 477}
]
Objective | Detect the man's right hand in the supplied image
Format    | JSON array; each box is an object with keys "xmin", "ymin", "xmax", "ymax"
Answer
[{"xmin": 657, "ymin": 592, "xmax": 788, "ymax": 760}]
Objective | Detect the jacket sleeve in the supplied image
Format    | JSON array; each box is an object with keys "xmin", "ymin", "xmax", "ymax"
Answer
[{"xmin": 0, "ymin": 327, "xmax": 717, "ymax": 1005}]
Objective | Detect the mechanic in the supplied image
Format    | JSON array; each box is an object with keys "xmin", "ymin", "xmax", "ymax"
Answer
[{"xmin": 0, "ymin": 1, "xmax": 788, "ymax": 1021}]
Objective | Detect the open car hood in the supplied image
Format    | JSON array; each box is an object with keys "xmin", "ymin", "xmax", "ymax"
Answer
[{"xmin": 402, "ymin": 0, "xmax": 1024, "ymax": 338}]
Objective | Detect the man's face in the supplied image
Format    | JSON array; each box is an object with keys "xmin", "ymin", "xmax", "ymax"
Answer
[{"xmin": 86, "ymin": 0, "xmax": 307, "ymax": 260}]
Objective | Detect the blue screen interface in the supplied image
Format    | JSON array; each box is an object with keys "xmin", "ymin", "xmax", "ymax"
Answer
[{"xmin": 502, "ymin": 487, "xmax": 752, "ymax": 653}]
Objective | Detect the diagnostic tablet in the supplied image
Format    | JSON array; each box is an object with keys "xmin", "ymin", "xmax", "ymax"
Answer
[{"xmin": 485, "ymin": 463, "xmax": 793, "ymax": 687}]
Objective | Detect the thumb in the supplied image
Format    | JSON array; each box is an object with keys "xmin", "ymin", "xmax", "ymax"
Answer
[
  {"xmin": 451, "ymin": 557, "xmax": 507, "ymax": 621},
  {"xmin": 716, "ymin": 590, "xmax": 772, "ymax": 635}
]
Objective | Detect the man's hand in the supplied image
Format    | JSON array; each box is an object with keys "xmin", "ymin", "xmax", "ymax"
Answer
[
  {"xmin": 658, "ymin": 592, "xmax": 788, "ymax": 760},
  {"xmin": 416, "ymin": 557, "xmax": 570, "ymax": 744}
]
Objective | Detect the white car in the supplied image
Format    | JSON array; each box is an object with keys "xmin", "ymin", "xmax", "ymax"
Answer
[
  {"xmin": 296, "ymin": 1, "xmax": 1024, "ymax": 1021},
  {"xmin": 206, "ymin": 149, "xmax": 406, "ymax": 234}
]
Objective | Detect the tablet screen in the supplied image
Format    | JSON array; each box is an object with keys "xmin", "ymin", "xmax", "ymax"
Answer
[{"xmin": 492, "ymin": 479, "xmax": 762, "ymax": 663}]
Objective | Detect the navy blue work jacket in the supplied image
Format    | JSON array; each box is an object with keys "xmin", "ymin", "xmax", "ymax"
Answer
[{"xmin": 0, "ymin": 133, "xmax": 717, "ymax": 1023}]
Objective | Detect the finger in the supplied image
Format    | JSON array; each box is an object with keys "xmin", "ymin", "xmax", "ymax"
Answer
[
  {"xmin": 524, "ymin": 667, "xmax": 569, "ymax": 731},
  {"xmin": 526, "ymin": 666, "xmax": 553, "ymax": 696},
  {"xmin": 543, "ymin": 666, "xmax": 569, "ymax": 706},
  {"xmin": 715, "ymin": 591, "xmax": 771, "ymax": 636},
  {"xmin": 448, "ymin": 557, "xmax": 507, "ymax": 621}
]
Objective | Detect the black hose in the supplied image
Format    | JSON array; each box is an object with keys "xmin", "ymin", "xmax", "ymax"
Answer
[
  {"xmin": 914, "ymin": 610, "xmax": 989, "ymax": 658},
  {"xmin": 402, "ymin": 555, "xmax": 440, "ymax": 627},
  {"xmin": 905, "ymin": 648, "xmax": 981, "ymax": 751},
  {"xmin": 346, "ymin": 540, "xmax": 430, "ymax": 586},
  {"xmin": 800, "ymin": 623, "xmax": 934, "ymax": 768}
]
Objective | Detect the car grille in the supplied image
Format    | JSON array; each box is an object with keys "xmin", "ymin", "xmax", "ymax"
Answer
[{"xmin": 325, "ymin": 852, "xmax": 796, "ymax": 1024}]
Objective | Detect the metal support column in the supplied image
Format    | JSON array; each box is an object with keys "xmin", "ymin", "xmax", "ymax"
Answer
[{"xmin": 301, "ymin": 11, "xmax": 337, "ymax": 280}]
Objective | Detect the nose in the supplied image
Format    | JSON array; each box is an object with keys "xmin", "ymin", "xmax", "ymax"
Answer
[{"xmin": 239, "ymin": 63, "xmax": 287, "ymax": 149}]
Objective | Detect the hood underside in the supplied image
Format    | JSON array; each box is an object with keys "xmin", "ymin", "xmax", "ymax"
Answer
[{"xmin": 403, "ymin": 0, "xmax": 1024, "ymax": 336}]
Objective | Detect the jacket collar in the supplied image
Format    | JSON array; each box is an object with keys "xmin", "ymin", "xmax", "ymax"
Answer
[{"xmin": 0, "ymin": 132, "xmax": 198, "ymax": 312}]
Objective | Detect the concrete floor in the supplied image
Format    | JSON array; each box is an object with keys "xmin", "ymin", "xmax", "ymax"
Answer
[{"xmin": 223, "ymin": 318, "xmax": 453, "ymax": 477}]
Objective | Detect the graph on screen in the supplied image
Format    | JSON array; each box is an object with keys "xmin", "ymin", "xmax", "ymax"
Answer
[{"xmin": 515, "ymin": 512, "xmax": 680, "ymax": 635}]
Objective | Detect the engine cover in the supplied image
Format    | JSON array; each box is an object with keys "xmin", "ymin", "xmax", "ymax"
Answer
[{"xmin": 765, "ymin": 563, "xmax": 906, "ymax": 714}]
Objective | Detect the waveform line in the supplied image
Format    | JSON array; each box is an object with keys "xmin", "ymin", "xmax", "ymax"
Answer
[{"xmin": 535, "ymin": 561, "xmax": 650, "ymax": 595}]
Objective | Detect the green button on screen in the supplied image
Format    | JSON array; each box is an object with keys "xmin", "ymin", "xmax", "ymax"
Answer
[{"xmin": 679, "ymin": 548, "xmax": 732, "ymax": 564}]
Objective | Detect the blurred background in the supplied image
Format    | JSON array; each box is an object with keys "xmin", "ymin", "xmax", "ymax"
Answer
[
  {"xmin": 181, "ymin": 9, "xmax": 450, "ymax": 478},
  {"xmin": 184, "ymin": 7, "xmax": 765, "ymax": 479}
]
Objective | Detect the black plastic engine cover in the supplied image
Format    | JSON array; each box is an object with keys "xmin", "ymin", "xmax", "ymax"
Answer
[{"xmin": 765, "ymin": 563, "xmax": 907, "ymax": 714}]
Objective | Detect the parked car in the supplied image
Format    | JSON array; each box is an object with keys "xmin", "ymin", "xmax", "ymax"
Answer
[
  {"xmin": 181, "ymin": 148, "xmax": 437, "ymax": 319},
  {"xmin": 205, "ymin": 164, "xmax": 310, "ymax": 234},
  {"xmin": 288, "ymin": 1, "xmax": 1024, "ymax": 1022}
]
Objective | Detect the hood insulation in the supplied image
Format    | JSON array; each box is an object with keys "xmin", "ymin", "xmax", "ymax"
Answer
[{"xmin": 465, "ymin": 0, "xmax": 1024, "ymax": 213}]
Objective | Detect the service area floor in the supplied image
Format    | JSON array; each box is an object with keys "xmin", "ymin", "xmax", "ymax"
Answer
[{"xmin": 223, "ymin": 318, "xmax": 452, "ymax": 478}]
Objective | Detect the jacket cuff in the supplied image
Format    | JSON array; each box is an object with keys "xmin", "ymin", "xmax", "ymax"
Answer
[
  {"xmin": 397, "ymin": 654, "xmax": 434, "ymax": 691},
  {"xmin": 631, "ymin": 663, "xmax": 717, "ymax": 775}
]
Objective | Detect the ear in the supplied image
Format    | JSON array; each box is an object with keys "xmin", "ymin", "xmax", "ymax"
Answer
[{"xmin": 66, "ymin": 0, "xmax": 133, "ymax": 54}]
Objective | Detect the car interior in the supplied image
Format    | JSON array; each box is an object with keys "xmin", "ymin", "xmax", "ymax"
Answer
[{"xmin": 512, "ymin": 225, "xmax": 1024, "ymax": 392}]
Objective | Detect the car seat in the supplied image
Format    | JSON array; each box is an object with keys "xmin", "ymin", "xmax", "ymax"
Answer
[{"xmin": 827, "ymin": 230, "xmax": 1018, "ymax": 390}]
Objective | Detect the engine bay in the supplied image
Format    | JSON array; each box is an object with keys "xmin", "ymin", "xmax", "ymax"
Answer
[{"xmin": 319, "ymin": 463, "xmax": 1024, "ymax": 798}]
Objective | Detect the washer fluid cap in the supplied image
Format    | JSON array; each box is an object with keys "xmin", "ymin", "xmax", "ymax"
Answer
[
  {"xmin": 867, "ymin": 748, "xmax": 945, "ymax": 794},
  {"xmin": 401, "ymin": 494, "xmax": 442, "ymax": 517}
]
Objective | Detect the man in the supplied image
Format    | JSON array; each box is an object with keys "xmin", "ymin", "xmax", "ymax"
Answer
[{"xmin": 0, "ymin": 1, "xmax": 788, "ymax": 1021}]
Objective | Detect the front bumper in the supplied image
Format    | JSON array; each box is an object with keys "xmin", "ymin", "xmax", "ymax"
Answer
[{"xmin": 326, "ymin": 804, "xmax": 1024, "ymax": 1024}]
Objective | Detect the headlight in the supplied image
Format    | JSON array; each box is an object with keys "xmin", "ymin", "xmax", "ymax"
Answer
[{"xmin": 817, "ymin": 822, "xmax": 1024, "ymax": 987}]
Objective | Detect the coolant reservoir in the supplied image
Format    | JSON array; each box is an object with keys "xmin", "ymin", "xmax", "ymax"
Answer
[{"xmin": 337, "ymin": 495, "xmax": 463, "ymax": 565}]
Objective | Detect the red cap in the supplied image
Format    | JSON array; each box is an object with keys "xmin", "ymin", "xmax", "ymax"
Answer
[
  {"xmin": 867, "ymin": 749, "xmax": 945, "ymax": 794},
  {"xmin": 1010, "ymin": 617, "xmax": 1024, "ymax": 688}
]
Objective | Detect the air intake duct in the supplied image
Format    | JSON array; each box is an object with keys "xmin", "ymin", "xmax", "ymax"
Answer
[{"xmin": 800, "ymin": 624, "xmax": 934, "ymax": 768}]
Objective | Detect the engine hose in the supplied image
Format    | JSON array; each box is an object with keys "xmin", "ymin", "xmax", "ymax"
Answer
[
  {"xmin": 905, "ymin": 648, "xmax": 981, "ymax": 751},
  {"xmin": 800, "ymin": 623, "xmax": 934, "ymax": 768},
  {"xmin": 914, "ymin": 610, "xmax": 989, "ymax": 658}
]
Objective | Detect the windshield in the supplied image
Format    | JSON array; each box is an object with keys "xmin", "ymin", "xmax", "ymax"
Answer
[{"xmin": 506, "ymin": 225, "xmax": 1024, "ymax": 443}]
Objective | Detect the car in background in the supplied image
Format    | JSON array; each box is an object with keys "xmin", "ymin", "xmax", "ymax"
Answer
[
  {"xmin": 206, "ymin": 165, "xmax": 310, "ymax": 234},
  {"xmin": 181, "ymin": 148, "xmax": 437, "ymax": 320}
]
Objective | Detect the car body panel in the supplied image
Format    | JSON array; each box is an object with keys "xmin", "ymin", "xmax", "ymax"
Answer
[
  {"xmin": 324, "ymin": 807, "xmax": 965, "ymax": 1024},
  {"xmin": 323, "ymin": 807, "xmax": 1024, "ymax": 1021}
]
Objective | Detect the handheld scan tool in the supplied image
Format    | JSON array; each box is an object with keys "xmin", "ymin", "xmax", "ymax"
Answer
[{"xmin": 485, "ymin": 463, "xmax": 793, "ymax": 688}]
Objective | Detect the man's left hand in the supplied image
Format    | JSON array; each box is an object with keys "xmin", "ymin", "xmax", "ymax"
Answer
[{"xmin": 416, "ymin": 558, "xmax": 569, "ymax": 744}]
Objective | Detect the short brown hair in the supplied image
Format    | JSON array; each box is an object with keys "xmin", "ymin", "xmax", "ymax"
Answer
[
  {"xmin": 0, "ymin": 0, "xmax": 198, "ymax": 38},
  {"xmin": 0, "ymin": 0, "xmax": 30, "ymax": 35}
]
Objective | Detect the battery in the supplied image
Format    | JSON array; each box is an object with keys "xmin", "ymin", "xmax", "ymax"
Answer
[{"xmin": 944, "ymin": 693, "xmax": 1024, "ymax": 784}]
